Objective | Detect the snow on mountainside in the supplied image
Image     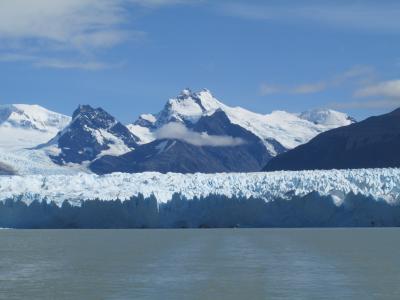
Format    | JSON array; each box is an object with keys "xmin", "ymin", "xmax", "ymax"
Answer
[
  {"xmin": 128, "ymin": 89, "xmax": 354, "ymax": 154},
  {"xmin": 299, "ymin": 108, "xmax": 356, "ymax": 128},
  {"xmin": 0, "ymin": 168, "xmax": 399, "ymax": 207},
  {"xmin": 154, "ymin": 89, "xmax": 222, "ymax": 126},
  {"xmin": 93, "ymin": 109, "xmax": 274, "ymax": 174},
  {"xmin": 41, "ymin": 105, "xmax": 139, "ymax": 165},
  {"xmin": 126, "ymin": 124, "xmax": 154, "ymax": 144},
  {"xmin": 0, "ymin": 104, "xmax": 70, "ymax": 149},
  {"xmin": 0, "ymin": 148, "xmax": 85, "ymax": 175},
  {"xmin": 0, "ymin": 104, "xmax": 78, "ymax": 175},
  {"xmin": 265, "ymin": 107, "xmax": 400, "ymax": 171},
  {"xmin": 0, "ymin": 91, "xmax": 355, "ymax": 174}
]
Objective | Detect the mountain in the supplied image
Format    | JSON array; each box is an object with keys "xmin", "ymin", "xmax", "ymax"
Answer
[
  {"xmin": 92, "ymin": 89, "xmax": 354, "ymax": 174},
  {"xmin": 0, "ymin": 89, "xmax": 354, "ymax": 174},
  {"xmin": 128, "ymin": 89, "xmax": 354, "ymax": 155},
  {"xmin": 0, "ymin": 104, "xmax": 75, "ymax": 175},
  {"xmin": 298, "ymin": 108, "xmax": 356, "ymax": 128},
  {"xmin": 264, "ymin": 108, "xmax": 400, "ymax": 171},
  {"xmin": 0, "ymin": 104, "xmax": 70, "ymax": 150},
  {"xmin": 40, "ymin": 105, "xmax": 139, "ymax": 165},
  {"xmin": 91, "ymin": 110, "xmax": 270, "ymax": 174}
]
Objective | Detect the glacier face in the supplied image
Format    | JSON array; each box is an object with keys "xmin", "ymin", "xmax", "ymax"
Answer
[{"xmin": 1, "ymin": 168, "xmax": 399, "ymax": 206}]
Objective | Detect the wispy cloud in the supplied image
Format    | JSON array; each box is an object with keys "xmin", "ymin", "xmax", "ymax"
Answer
[
  {"xmin": 292, "ymin": 82, "xmax": 327, "ymax": 94},
  {"xmin": 0, "ymin": 0, "xmax": 131, "ymax": 50},
  {"xmin": 259, "ymin": 83, "xmax": 280, "ymax": 96},
  {"xmin": 354, "ymin": 79, "xmax": 400, "ymax": 98},
  {"xmin": 34, "ymin": 59, "xmax": 118, "ymax": 71},
  {"xmin": 130, "ymin": 0, "xmax": 200, "ymax": 8},
  {"xmin": 0, "ymin": 0, "xmax": 192, "ymax": 69},
  {"xmin": 218, "ymin": 2, "xmax": 400, "ymax": 33},
  {"xmin": 156, "ymin": 122, "xmax": 246, "ymax": 147},
  {"xmin": 330, "ymin": 99, "xmax": 400, "ymax": 110},
  {"xmin": 0, "ymin": 53, "xmax": 120, "ymax": 70},
  {"xmin": 332, "ymin": 79, "xmax": 400, "ymax": 110},
  {"xmin": 260, "ymin": 66, "xmax": 375, "ymax": 96}
]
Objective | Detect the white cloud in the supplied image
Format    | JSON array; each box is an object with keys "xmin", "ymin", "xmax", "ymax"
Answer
[
  {"xmin": 218, "ymin": 2, "xmax": 400, "ymax": 33},
  {"xmin": 355, "ymin": 79, "xmax": 400, "ymax": 98},
  {"xmin": 330, "ymin": 99, "xmax": 400, "ymax": 110},
  {"xmin": 292, "ymin": 82, "xmax": 327, "ymax": 94},
  {"xmin": 0, "ymin": 0, "xmax": 195, "ymax": 48},
  {"xmin": 130, "ymin": 0, "xmax": 198, "ymax": 7},
  {"xmin": 0, "ymin": 0, "xmax": 131, "ymax": 49},
  {"xmin": 260, "ymin": 66, "xmax": 375, "ymax": 96},
  {"xmin": 259, "ymin": 83, "xmax": 280, "ymax": 96},
  {"xmin": 0, "ymin": 53, "xmax": 118, "ymax": 70},
  {"xmin": 293, "ymin": 66, "xmax": 375, "ymax": 94},
  {"xmin": 0, "ymin": 53, "xmax": 33, "ymax": 62},
  {"xmin": 33, "ymin": 59, "xmax": 116, "ymax": 71},
  {"xmin": 337, "ymin": 79, "xmax": 400, "ymax": 110},
  {"xmin": 155, "ymin": 122, "xmax": 246, "ymax": 147},
  {"xmin": 0, "ymin": 0, "xmax": 192, "ymax": 69}
]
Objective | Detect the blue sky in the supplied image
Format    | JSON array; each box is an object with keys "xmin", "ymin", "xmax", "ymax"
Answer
[{"xmin": 0, "ymin": 0, "xmax": 400, "ymax": 123}]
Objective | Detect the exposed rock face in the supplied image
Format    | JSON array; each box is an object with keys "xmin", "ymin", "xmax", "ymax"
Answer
[
  {"xmin": 44, "ymin": 105, "xmax": 139, "ymax": 164},
  {"xmin": 91, "ymin": 110, "xmax": 271, "ymax": 174},
  {"xmin": 264, "ymin": 108, "xmax": 400, "ymax": 171}
]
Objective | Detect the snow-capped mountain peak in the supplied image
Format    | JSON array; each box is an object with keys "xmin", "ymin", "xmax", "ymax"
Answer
[
  {"xmin": 0, "ymin": 104, "xmax": 70, "ymax": 132},
  {"xmin": 299, "ymin": 108, "xmax": 356, "ymax": 128},
  {"xmin": 177, "ymin": 88, "xmax": 193, "ymax": 98},
  {"xmin": 0, "ymin": 94, "xmax": 358, "ymax": 175},
  {"xmin": 195, "ymin": 89, "xmax": 224, "ymax": 112},
  {"xmin": 0, "ymin": 104, "xmax": 71, "ymax": 149},
  {"xmin": 155, "ymin": 88, "xmax": 223, "ymax": 126},
  {"xmin": 71, "ymin": 105, "xmax": 118, "ymax": 129},
  {"xmin": 128, "ymin": 89, "xmax": 355, "ymax": 155},
  {"xmin": 41, "ymin": 105, "xmax": 139, "ymax": 165}
]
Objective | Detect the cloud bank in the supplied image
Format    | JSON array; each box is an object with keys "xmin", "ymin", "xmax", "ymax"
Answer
[
  {"xmin": 0, "ymin": 0, "xmax": 134, "ymax": 50},
  {"xmin": 155, "ymin": 122, "xmax": 246, "ymax": 147}
]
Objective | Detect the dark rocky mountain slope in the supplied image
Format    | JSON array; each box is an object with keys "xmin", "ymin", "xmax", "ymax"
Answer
[{"xmin": 264, "ymin": 108, "xmax": 400, "ymax": 171}]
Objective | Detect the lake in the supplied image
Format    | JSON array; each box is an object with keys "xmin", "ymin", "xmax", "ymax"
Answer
[{"xmin": 0, "ymin": 228, "xmax": 399, "ymax": 299}]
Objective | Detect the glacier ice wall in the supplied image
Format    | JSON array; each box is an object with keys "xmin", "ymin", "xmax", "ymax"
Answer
[
  {"xmin": 0, "ymin": 193, "xmax": 399, "ymax": 228},
  {"xmin": 0, "ymin": 169, "xmax": 399, "ymax": 206},
  {"xmin": 0, "ymin": 169, "xmax": 400, "ymax": 228}
]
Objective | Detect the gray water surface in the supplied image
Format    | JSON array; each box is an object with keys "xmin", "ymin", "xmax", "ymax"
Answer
[{"xmin": 0, "ymin": 229, "xmax": 399, "ymax": 299}]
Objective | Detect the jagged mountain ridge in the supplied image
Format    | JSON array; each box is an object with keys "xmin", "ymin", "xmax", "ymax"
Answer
[
  {"xmin": 40, "ymin": 105, "xmax": 139, "ymax": 165},
  {"xmin": 128, "ymin": 89, "xmax": 354, "ymax": 156},
  {"xmin": 91, "ymin": 110, "xmax": 272, "ymax": 174},
  {"xmin": 0, "ymin": 89, "xmax": 355, "ymax": 174},
  {"xmin": 91, "ymin": 89, "xmax": 354, "ymax": 174},
  {"xmin": 264, "ymin": 107, "xmax": 400, "ymax": 171}
]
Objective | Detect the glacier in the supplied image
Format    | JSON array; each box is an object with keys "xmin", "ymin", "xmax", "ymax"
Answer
[
  {"xmin": 1, "ymin": 168, "xmax": 400, "ymax": 206},
  {"xmin": 1, "ymin": 169, "xmax": 399, "ymax": 228}
]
